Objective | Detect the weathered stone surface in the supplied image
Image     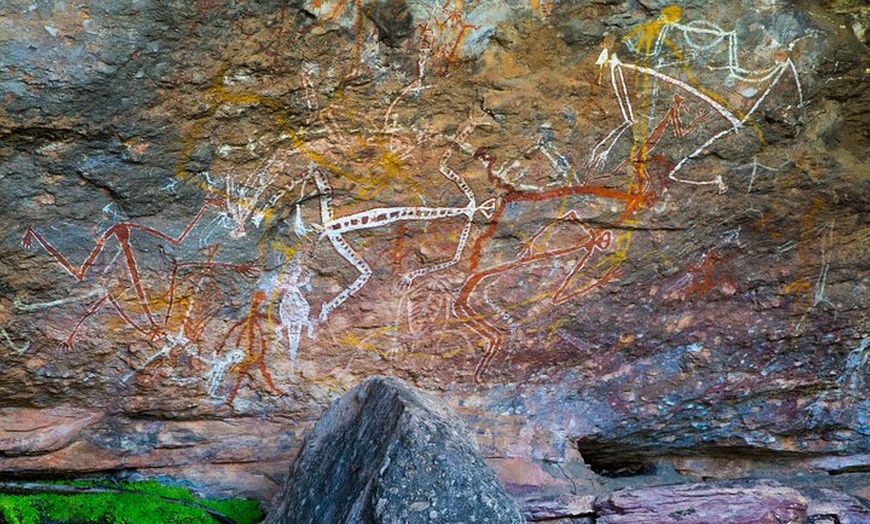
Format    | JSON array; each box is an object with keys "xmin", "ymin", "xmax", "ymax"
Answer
[
  {"xmin": 264, "ymin": 375, "xmax": 523, "ymax": 524},
  {"xmin": 0, "ymin": 0, "xmax": 867, "ymax": 510},
  {"xmin": 0, "ymin": 407, "xmax": 101, "ymax": 457},
  {"xmin": 519, "ymin": 492, "xmax": 595, "ymax": 522},
  {"xmin": 0, "ymin": 407, "xmax": 300, "ymax": 498},
  {"xmin": 593, "ymin": 479, "xmax": 808, "ymax": 524},
  {"xmin": 803, "ymin": 487, "xmax": 870, "ymax": 524}
]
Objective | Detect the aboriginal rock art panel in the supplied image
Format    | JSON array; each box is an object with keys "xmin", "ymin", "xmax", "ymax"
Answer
[
  {"xmin": 15, "ymin": 5, "xmax": 813, "ymax": 402},
  {"xmin": 450, "ymin": 7, "xmax": 804, "ymax": 379},
  {"xmin": 20, "ymin": 199, "xmax": 266, "ymax": 397}
]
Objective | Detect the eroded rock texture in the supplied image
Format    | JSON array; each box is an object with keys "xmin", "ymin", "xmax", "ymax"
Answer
[
  {"xmin": 0, "ymin": 0, "xmax": 868, "ymax": 512},
  {"xmin": 594, "ymin": 479, "xmax": 809, "ymax": 524},
  {"xmin": 264, "ymin": 375, "xmax": 523, "ymax": 523}
]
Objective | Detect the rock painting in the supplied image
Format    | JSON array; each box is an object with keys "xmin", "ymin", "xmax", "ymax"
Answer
[
  {"xmin": 2, "ymin": 0, "xmax": 868, "ymax": 506},
  {"xmin": 14, "ymin": 5, "xmax": 815, "ymax": 403},
  {"xmin": 22, "ymin": 199, "xmax": 256, "ymax": 351}
]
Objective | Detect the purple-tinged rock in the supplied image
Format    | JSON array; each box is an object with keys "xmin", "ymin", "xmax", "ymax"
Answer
[
  {"xmin": 593, "ymin": 479, "xmax": 807, "ymax": 524},
  {"xmin": 803, "ymin": 487, "xmax": 870, "ymax": 524}
]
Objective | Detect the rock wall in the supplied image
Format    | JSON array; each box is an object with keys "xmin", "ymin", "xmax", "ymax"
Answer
[{"xmin": 1, "ymin": 0, "xmax": 868, "ymax": 506}]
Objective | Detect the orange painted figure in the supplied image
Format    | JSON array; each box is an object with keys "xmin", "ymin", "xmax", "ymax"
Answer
[
  {"xmin": 120, "ymin": 242, "xmax": 259, "ymax": 384},
  {"xmin": 162, "ymin": 244, "xmax": 259, "ymax": 353},
  {"xmin": 453, "ymin": 24, "xmax": 742, "ymax": 381},
  {"xmin": 422, "ymin": 0, "xmax": 478, "ymax": 74},
  {"xmin": 672, "ymin": 250, "xmax": 737, "ymax": 300},
  {"xmin": 217, "ymin": 289, "xmax": 284, "ymax": 404}
]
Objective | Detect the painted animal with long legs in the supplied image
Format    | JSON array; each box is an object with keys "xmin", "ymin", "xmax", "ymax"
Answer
[
  {"xmin": 311, "ymin": 120, "xmax": 496, "ymax": 323},
  {"xmin": 454, "ymin": 213, "xmax": 615, "ymax": 382},
  {"xmin": 467, "ymin": 89, "xmax": 704, "ymax": 277},
  {"xmin": 21, "ymin": 198, "xmax": 232, "ymax": 349},
  {"xmin": 458, "ymin": 57, "xmax": 725, "ymax": 381},
  {"xmin": 593, "ymin": 7, "xmax": 803, "ymax": 191},
  {"xmin": 455, "ymin": 8, "xmax": 803, "ymax": 381}
]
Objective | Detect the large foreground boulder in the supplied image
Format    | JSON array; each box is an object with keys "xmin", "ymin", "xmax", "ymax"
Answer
[{"xmin": 264, "ymin": 375, "xmax": 523, "ymax": 524}]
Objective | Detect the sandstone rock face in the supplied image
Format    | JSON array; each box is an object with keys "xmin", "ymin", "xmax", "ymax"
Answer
[
  {"xmin": 591, "ymin": 480, "xmax": 870, "ymax": 524},
  {"xmin": 0, "ymin": 0, "xmax": 868, "ymax": 512},
  {"xmin": 802, "ymin": 487, "xmax": 870, "ymax": 524},
  {"xmin": 593, "ymin": 479, "xmax": 809, "ymax": 524},
  {"xmin": 264, "ymin": 375, "xmax": 523, "ymax": 524}
]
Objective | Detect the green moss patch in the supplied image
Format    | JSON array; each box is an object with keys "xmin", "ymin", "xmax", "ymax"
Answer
[{"xmin": 0, "ymin": 479, "xmax": 263, "ymax": 524}]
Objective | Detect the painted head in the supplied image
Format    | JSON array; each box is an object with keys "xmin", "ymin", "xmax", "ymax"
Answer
[
  {"xmin": 595, "ymin": 230, "xmax": 614, "ymax": 251},
  {"xmin": 661, "ymin": 5, "xmax": 682, "ymax": 24}
]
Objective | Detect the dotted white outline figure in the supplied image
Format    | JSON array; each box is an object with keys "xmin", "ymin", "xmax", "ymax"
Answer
[{"xmin": 310, "ymin": 120, "xmax": 496, "ymax": 324}]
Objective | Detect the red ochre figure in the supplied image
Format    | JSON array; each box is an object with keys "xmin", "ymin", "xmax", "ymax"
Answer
[
  {"xmin": 454, "ymin": 215, "xmax": 616, "ymax": 383},
  {"xmin": 217, "ymin": 289, "xmax": 284, "ymax": 405},
  {"xmin": 21, "ymin": 199, "xmax": 256, "ymax": 357}
]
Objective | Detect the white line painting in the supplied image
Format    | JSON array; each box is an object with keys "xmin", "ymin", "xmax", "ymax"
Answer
[
  {"xmin": 593, "ymin": 49, "xmax": 802, "ymax": 192},
  {"xmin": 591, "ymin": 6, "xmax": 804, "ymax": 193},
  {"xmin": 0, "ymin": 326, "xmax": 30, "ymax": 355},
  {"xmin": 276, "ymin": 262, "xmax": 315, "ymax": 361},
  {"xmin": 623, "ymin": 6, "xmax": 801, "ymax": 85},
  {"xmin": 310, "ymin": 118, "xmax": 496, "ymax": 323},
  {"xmin": 15, "ymin": 4, "xmax": 819, "ymax": 391}
]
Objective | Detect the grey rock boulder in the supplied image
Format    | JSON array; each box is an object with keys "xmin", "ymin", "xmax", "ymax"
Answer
[{"xmin": 264, "ymin": 375, "xmax": 523, "ymax": 524}]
